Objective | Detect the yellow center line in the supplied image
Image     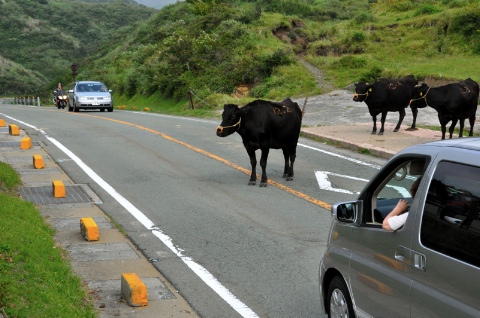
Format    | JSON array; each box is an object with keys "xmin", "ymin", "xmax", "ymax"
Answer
[{"xmin": 71, "ymin": 112, "xmax": 332, "ymax": 210}]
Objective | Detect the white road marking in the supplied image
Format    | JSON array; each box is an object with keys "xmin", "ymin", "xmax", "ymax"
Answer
[
  {"xmin": 315, "ymin": 171, "xmax": 369, "ymax": 194},
  {"xmin": 0, "ymin": 113, "xmax": 259, "ymax": 318},
  {"xmin": 316, "ymin": 171, "xmax": 411, "ymax": 196},
  {"xmin": 299, "ymin": 143, "xmax": 382, "ymax": 169}
]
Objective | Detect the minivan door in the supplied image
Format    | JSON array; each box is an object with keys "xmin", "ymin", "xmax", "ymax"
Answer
[
  {"xmin": 349, "ymin": 158, "xmax": 426, "ymax": 317},
  {"xmin": 410, "ymin": 153, "xmax": 480, "ymax": 317}
]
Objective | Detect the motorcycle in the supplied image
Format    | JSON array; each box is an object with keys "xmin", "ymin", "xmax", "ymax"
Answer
[{"xmin": 53, "ymin": 90, "xmax": 68, "ymax": 109}]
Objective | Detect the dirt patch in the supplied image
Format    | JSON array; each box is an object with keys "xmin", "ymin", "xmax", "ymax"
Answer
[{"xmin": 422, "ymin": 76, "xmax": 461, "ymax": 87}]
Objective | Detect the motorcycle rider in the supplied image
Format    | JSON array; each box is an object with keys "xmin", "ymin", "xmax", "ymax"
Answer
[
  {"xmin": 53, "ymin": 83, "xmax": 67, "ymax": 109},
  {"xmin": 53, "ymin": 83, "xmax": 63, "ymax": 103}
]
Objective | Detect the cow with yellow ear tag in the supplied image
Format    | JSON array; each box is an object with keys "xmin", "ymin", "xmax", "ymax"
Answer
[{"xmin": 353, "ymin": 75, "xmax": 419, "ymax": 135}]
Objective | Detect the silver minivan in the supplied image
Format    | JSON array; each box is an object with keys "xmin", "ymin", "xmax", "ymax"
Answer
[{"xmin": 319, "ymin": 138, "xmax": 480, "ymax": 317}]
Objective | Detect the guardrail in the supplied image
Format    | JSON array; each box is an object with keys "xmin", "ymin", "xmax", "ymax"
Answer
[{"xmin": 1, "ymin": 96, "xmax": 41, "ymax": 106}]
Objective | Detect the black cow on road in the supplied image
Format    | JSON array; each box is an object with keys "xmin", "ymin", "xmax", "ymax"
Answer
[
  {"xmin": 410, "ymin": 78, "xmax": 479, "ymax": 140},
  {"xmin": 353, "ymin": 75, "xmax": 419, "ymax": 135},
  {"xmin": 216, "ymin": 98, "xmax": 302, "ymax": 187}
]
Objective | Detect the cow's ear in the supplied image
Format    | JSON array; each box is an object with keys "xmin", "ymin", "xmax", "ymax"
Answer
[
  {"xmin": 224, "ymin": 103, "xmax": 239, "ymax": 110},
  {"xmin": 238, "ymin": 106, "xmax": 249, "ymax": 115}
]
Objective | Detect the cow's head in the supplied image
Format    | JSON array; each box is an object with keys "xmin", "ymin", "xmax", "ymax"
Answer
[
  {"xmin": 353, "ymin": 82, "xmax": 372, "ymax": 102},
  {"xmin": 410, "ymin": 83, "xmax": 430, "ymax": 108},
  {"xmin": 216, "ymin": 104, "xmax": 243, "ymax": 137}
]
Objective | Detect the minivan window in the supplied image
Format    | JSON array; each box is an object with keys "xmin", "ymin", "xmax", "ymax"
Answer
[
  {"xmin": 421, "ymin": 161, "xmax": 480, "ymax": 267},
  {"xmin": 371, "ymin": 159, "xmax": 425, "ymax": 224}
]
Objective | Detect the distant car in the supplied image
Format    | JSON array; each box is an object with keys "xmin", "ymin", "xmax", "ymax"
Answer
[
  {"xmin": 68, "ymin": 81, "xmax": 113, "ymax": 112},
  {"xmin": 319, "ymin": 138, "xmax": 480, "ymax": 318}
]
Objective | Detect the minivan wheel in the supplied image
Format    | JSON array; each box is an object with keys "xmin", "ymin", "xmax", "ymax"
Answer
[{"xmin": 327, "ymin": 276, "xmax": 354, "ymax": 318}]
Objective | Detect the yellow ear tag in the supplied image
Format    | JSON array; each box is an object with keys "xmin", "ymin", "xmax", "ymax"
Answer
[
  {"xmin": 369, "ymin": 88, "xmax": 372, "ymax": 92},
  {"xmin": 420, "ymin": 92, "xmax": 423, "ymax": 96}
]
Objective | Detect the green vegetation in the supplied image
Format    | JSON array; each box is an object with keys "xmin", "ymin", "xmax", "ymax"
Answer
[
  {"xmin": 2, "ymin": 0, "xmax": 480, "ymax": 114},
  {"xmin": 77, "ymin": 0, "xmax": 480, "ymax": 113},
  {"xmin": 0, "ymin": 162, "xmax": 96, "ymax": 317},
  {"xmin": 306, "ymin": 0, "xmax": 480, "ymax": 88},
  {"xmin": 0, "ymin": 0, "xmax": 156, "ymax": 96}
]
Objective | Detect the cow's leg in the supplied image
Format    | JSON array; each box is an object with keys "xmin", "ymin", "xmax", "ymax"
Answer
[
  {"xmin": 282, "ymin": 149, "xmax": 290, "ymax": 178},
  {"xmin": 438, "ymin": 114, "xmax": 447, "ymax": 140},
  {"xmin": 283, "ymin": 147, "xmax": 296, "ymax": 181},
  {"xmin": 378, "ymin": 111, "xmax": 388, "ymax": 135},
  {"xmin": 371, "ymin": 116, "xmax": 377, "ymax": 134},
  {"xmin": 449, "ymin": 118, "xmax": 458, "ymax": 139},
  {"xmin": 468, "ymin": 114, "xmax": 476, "ymax": 136},
  {"xmin": 409, "ymin": 107, "xmax": 418, "ymax": 131},
  {"xmin": 394, "ymin": 108, "xmax": 406, "ymax": 132},
  {"xmin": 259, "ymin": 147, "xmax": 270, "ymax": 187},
  {"xmin": 287, "ymin": 153, "xmax": 296, "ymax": 181},
  {"xmin": 458, "ymin": 118, "xmax": 465, "ymax": 138},
  {"xmin": 245, "ymin": 146, "xmax": 257, "ymax": 186}
]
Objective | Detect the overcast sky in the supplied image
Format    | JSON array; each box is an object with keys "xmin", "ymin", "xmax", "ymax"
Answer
[{"xmin": 134, "ymin": 0, "xmax": 180, "ymax": 9}]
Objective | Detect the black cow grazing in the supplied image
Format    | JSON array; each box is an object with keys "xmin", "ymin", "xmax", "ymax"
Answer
[
  {"xmin": 410, "ymin": 78, "xmax": 479, "ymax": 140},
  {"xmin": 353, "ymin": 75, "xmax": 419, "ymax": 135},
  {"xmin": 216, "ymin": 98, "xmax": 302, "ymax": 187}
]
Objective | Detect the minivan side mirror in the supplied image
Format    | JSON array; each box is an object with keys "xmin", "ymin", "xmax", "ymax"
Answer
[{"xmin": 331, "ymin": 201, "xmax": 363, "ymax": 226}]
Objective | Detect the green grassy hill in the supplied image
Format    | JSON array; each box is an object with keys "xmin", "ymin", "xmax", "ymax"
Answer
[
  {"xmin": 0, "ymin": 0, "xmax": 156, "ymax": 96},
  {"xmin": 2, "ymin": 0, "xmax": 479, "ymax": 107},
  {"xmin": 74, "ymin": 0, "xmax": 479, "ymax": 111}
]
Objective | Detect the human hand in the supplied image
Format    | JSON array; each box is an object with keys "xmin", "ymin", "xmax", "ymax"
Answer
[{"xmin": 396, "ymin": 199, "xmax": 409, "ymax": 213}]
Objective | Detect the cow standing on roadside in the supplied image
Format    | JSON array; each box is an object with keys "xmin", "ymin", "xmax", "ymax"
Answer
[
  {"xmin": 353, "ymin": 75, "xmax": 419, "ymax": 135},
  {"xmin": 410, "ymin": 78, "xmax": 479, "ymax": 140},
  {"xmin": 216, "ymin": 98, "xmax": 302, "ymax": 187}
]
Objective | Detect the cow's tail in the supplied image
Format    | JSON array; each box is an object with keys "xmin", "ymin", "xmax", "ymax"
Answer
[{"xmin": 301, "ymin": 98, "xmax": 308, "ymax": 119}]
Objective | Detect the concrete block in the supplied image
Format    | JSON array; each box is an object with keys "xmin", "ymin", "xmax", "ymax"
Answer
[
  {"xmin": 80, "ymin": 217, "xmax": 99, "ymax": 241},
  {"xmin": 121, "ymin": 273, "xmax": 148, "ymax": 307},
  {"xmin": 20, "ymin": 137, "xmax": 32, "ymax": 150},
  {"xmin": 0, "ymin": 119, "xmax": 5, "ymax": 127},
  {"xmin": 52, "ymin": 180, "xmax": 66, "ymax": 198},
  {"xmin": 33, "ymin": 154, "xmax": 44, "ymax": 169},
  {"xmin": 9, "ymin": 124, "xmax": 19, "ymax": 136}
]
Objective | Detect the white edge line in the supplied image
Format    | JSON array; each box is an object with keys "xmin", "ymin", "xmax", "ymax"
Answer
[
  {"xmin": 299, "ymin": 142, "xmax": 382, "ymax": 169},
  {"xmin": 0, "ymin": 113, "xmax": 259, "ymax": 318}
]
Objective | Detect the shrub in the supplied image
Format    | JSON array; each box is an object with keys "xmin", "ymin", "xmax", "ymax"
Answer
[
  {"xmin": 354, "ymin": 12, "xmax": 377, "ymax": 24},
  {"xmin": 448, "ymin": 7, "xmax": 480, "ymax": 52},
  {"xmin": 351, "ymin": 31, "xmax": 366, "ymax": 42},
  {"xmin": 359, "ymin": 66, "xmax": 383, "ymax": 83},
  {"xmin": 333, "ymin": 55, "xmax": 367, "ymax": 69},
  {"xmin": 414, "ymin": 4, "xmax": 441, "ymax": 16}
]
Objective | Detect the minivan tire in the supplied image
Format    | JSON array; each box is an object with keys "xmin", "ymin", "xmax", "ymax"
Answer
[{"xmin": 327, "ymin": 276, "xmax": 354, "ymax": 318}]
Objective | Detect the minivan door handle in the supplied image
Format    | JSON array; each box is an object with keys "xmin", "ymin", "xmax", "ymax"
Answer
[
  {"xmin": 412, "ymin": 251, "xmax": 426, "ymax": 271},
  {"xmin": 395, "ymin": 245, "xmax": 407, "ymax": 262}
]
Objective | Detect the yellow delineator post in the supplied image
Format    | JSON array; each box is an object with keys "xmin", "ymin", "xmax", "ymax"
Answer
[
  {"xmin": 121, "ymin": 273, "xmax": 148, "ymax": 307},
  {"xmin": 0, "ymin": 119, "xmax": 5, "ymax": 127},
  {"xmin": 33, "ymin": 154, "xmax": 44, "ymax": 169},
  {"xmin": 80, "ymin": 217, "xmax": 99, "ymax": 241},
  {"xmin": 9, "ymin": 124, "xmax": 19, "ymax": 136},
  {"xmin": 52, "ymin": 180, "xmax": 66, "ymax": 198},
  {"xmin": 20, "ymin": 137, "xmax": 32, "ymax": 150}
]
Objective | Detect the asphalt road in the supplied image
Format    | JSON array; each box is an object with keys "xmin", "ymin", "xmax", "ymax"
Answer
[{"xmin": 0, "ymin": 104, "xmax": 388, "ymax": 317}]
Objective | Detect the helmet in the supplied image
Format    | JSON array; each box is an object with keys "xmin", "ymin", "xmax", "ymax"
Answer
[{"xmin": 58, "ymin": 83, "xmax": 62, "ymax": 86}]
